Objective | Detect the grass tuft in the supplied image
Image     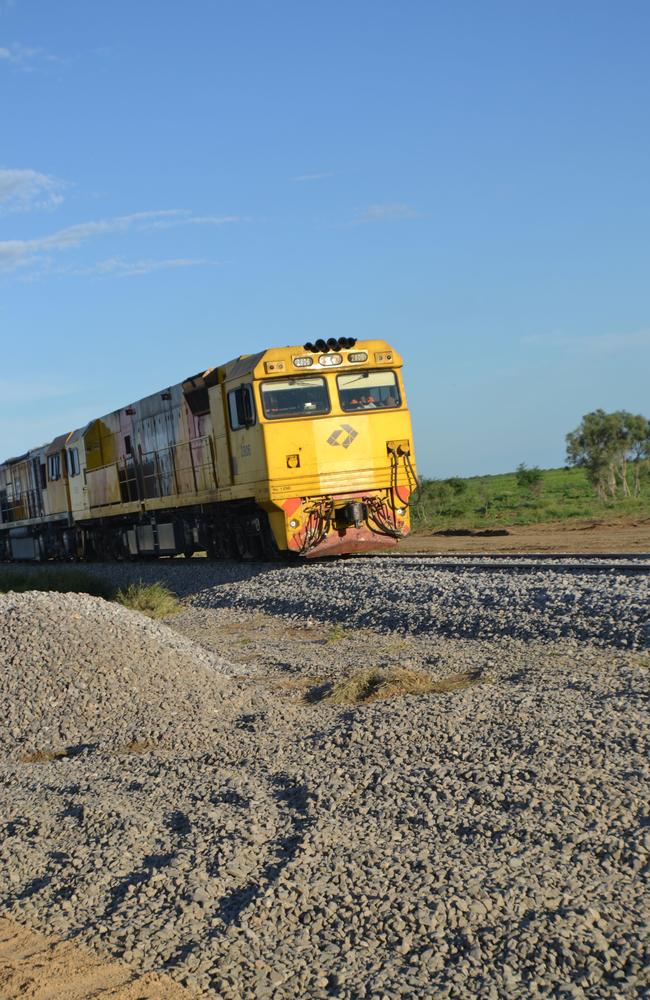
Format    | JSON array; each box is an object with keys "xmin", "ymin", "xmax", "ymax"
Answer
[
  {"xmin": 0, "ymin": 568, "xmax": 114, "ymax": 599},
  {"xmin": 20, "ymin": 749, "xmax": 70, "ymax": 764},
  {"xmin": 325, "ymin": 624, "xmax": 348, "ymax": 643},
  {"xmin": 305, "ymin": 667, "xmax": 484, "ymax": 705},
  {"xmin": 20, "ymin": 741, "xmax": 156, "ymax": 763},
  {"xmin": 115, "ymin": 580, "xmax": 181, "ymax": 619},
  {"xmin": 121, "ymin": 740, "xmax": 156, "ymax": 754}
]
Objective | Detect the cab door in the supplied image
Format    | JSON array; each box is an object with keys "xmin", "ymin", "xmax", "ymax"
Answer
[
  {"xmin": 45, "ymin": 436, "xmax": 72, "ymax": 516},
  {"xmin": 67, "ymin": 441, "xmax": 90, "ymax": 517},
  {"xmin": 224, "ymin": 381, "xmax": 265, "ymax": 487}
]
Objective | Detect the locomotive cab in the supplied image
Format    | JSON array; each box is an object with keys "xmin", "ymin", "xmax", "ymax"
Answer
[{"xmin": 243, "ymin": 339, "xmax": 417, "ymax": 557}]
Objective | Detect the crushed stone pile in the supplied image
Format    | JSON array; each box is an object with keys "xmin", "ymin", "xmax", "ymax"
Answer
[
  {"xmin": 0, "ymin": 591, "xmax": 270, "ymax": 754},
  {"xmin": 1, "ymin": 565, "xmax": 648, "ymax": 999}
]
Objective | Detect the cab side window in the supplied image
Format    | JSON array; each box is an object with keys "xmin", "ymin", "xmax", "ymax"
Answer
[
  {"xmin": 67, "ymin": 448, "xmax": 80, "ymax": 477},
  {"xmin": 47, "ymin": 454, "xmax": 61, "ymax": 481},
  {"xmin": 228, "ymin": 384, "xmax": 256, "ymax": 430}
]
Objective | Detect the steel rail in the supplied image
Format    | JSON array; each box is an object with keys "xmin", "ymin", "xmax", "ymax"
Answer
[
  {"xmin": 360, "ymin": 553, "xmax": 650, "ymax": 575},
  {"xmin": 390, "ymin": 550, "xmax": 650, "ymax": 560},
  {"xmin": 3, "ymin": 552, "xmax": 649, "ymax": 573}
]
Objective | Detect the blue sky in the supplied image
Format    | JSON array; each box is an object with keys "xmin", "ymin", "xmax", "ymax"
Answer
[{"xmin": 1, "ymin": 0, "xmax": 649, "ymax": 477}]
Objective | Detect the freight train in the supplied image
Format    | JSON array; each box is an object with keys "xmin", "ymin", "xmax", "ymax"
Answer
[{"xmin": 0, "ymin": 338, "xmax": 417, "ymax": 561}]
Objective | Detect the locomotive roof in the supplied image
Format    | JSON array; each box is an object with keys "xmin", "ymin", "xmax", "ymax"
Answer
[{"xmin": 216, "ymin": 341, "xmax": 400, "ymax": 382}]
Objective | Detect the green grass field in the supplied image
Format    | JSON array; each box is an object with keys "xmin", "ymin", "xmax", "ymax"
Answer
[{"xmin": 412, "ymin": 465, "xmax": 650, "ymax": 533}]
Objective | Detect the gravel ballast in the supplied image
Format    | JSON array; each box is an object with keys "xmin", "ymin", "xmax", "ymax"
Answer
[
  {"xmin": 20, "ymin": 554, "xmax": 647, "ymax": 649},
  {"xmin": 1, "ymin": 557, "xmax": 648, "ymax": 999}
]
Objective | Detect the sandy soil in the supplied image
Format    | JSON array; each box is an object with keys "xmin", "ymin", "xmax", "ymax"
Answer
[
  {"xmin": 0, "ymin": 917, "xmax": 200, "ymax": 1000},
  {"xmin": 403, "ymin": 514, "xmax": 650, "ymax": 554}
]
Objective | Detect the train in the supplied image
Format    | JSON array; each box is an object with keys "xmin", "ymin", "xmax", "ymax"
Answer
[{"xmin": 0, "ymin": 338, "xmax": 418, "ymax": 561}]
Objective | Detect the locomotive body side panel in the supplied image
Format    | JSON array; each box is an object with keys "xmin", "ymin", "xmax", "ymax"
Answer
[
  {"xmin": 209, "ymin": 380, "xmax": 233, "ymax": 492},
  {"xmin": 81, "ymin": 379, "xmax": 220, "ymax": 519}
]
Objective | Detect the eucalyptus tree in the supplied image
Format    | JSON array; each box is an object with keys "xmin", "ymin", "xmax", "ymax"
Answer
[{"xmin": 566, "ymin": 410, "xmax": 650, "ymax": 498}]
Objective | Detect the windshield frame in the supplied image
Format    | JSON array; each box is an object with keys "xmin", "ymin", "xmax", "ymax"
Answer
[
  {"xmin": 260, "ymin": 374, "xmax": 332, "ymax": 420},
  {"xmin": 336, "ymin": 368, "xmax": 402, "ymax": 412}
]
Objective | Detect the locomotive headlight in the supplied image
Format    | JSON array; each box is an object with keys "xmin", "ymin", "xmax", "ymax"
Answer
[
  {"xmin": 289, "ymin": 518, "xmax": 300, "ymax": 529},
  {"xmin": 319, "ymin": 353, "xmax": 342, "ymax": 366},
  {"xmin": 293, "ymin": 356, "xmax": 313, "ymax": 368},
  {"xmin": 348, "ymin": 351, "xmax": 368, "ymax": 363}
]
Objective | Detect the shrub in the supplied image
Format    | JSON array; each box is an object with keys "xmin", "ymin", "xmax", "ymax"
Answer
[
  {"xmin": 516, "ymin": 463, "xmax": 544, "ymax": 494},
  {"xmin": 415, "ymin": 479, "xmax": 458, "ymax": 519},
  {"xmin": 445, "ymin": 477, "xmax": 468, "ymax": 495},
  {"xmin": 115, "ymin": 581, "xmax": 180, "ymax": 619}
]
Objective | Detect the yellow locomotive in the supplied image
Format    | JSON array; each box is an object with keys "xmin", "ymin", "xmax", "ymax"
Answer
[{"xmin": 0, "ymin": 338, "xmax": 417, "ymax": 560}]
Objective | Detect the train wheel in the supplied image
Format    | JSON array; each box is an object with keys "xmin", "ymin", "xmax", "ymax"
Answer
[
  {"xmin": 207, "ymin": 530, "xmax": 233, "ymax": 560},
  {"xmin": 233, "ymin": 523, "xmax": 254, "ymax": 561},
  {"xmin": 259, "ymin": 520, "xmax": 280, "ymax": 561}
]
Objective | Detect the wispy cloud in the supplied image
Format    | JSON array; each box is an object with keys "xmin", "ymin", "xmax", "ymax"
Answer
[
  {"xmin": 60, "ymin": 256, "xmax": 218, "ymax": 278},
  {"xmin": 355, "ymin": 202, "xmax": 420, "ymax": 224},
  {"xmin": 0, "ymin": 42, "xmax": 60, "ymax": 69},
  {"xmin": 0, "ymin": 373, "xmax": 75, "ymax": 407},
  {"xmin": 0, "ymin": 209, "xmax": 244, "ymax": 273},
  {"xmin": 292, "ymin": 171, "xmax": 335, "ymax": 183},
  {"xmin": 147, "ymin": 213, "xmax": 245, "ymax": 230},
  {"xmin": 522, "ymin": 330, "xmax": 650, "ymax": 357},
  {"xmin": 0, "ymin": 168, "xmax": 67, "ymax": 212},
  {"xmin": 0, "ymin": 210, "xmax": 182, "ymax": 271}
]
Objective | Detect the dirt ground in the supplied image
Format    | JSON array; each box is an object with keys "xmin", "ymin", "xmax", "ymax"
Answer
[
  {"xmin": 0, "ymin": 918, "xmax": 200, "ymax": 1000},
  {"xmin": 1, "ymin": 514, "xmax": 647, "ymax": 999},
  {"xmin": 403, "ymin": 514, "xmax": 650, "ymax": 554}
]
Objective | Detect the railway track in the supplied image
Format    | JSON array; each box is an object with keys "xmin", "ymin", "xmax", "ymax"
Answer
[
  {"xmin": 4, "ymin": 551, "xmax": 649, "ymax": 574},
  {"xmin": 370, "ymin": 551, "xmax": 650, "ymax": 575}
]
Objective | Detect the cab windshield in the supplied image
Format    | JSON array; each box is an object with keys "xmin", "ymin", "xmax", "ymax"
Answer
[
  {"xmin": 261, "ymin": 376, "xmax": 330, "ymax": 419},
  {"xmin": 337, "ymin": 370, "xmax": 401, "ymax": 411}
]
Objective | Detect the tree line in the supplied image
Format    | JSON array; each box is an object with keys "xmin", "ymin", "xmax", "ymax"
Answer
[
  {"xmin": 414, "ymin": 407, "xmax": 649, "ymax": 522},
  {"xmin": 566, "ymin": 409, "xmax": 650, "ymax": 499}
]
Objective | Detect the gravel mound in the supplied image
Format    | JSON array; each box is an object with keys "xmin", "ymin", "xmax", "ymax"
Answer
[
  {"xmin": 0, "ymin": 591, "xmax": 268, "ymax": 753},
  {"xmin": 1, "ymin": 564, "xmax": 648, "ymax": 999}
]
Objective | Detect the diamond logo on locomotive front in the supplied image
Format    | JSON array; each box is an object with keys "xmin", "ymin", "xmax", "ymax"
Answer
[{"xmin": 326, "ymin": 424, "xmax": 358, "ymax": 449}]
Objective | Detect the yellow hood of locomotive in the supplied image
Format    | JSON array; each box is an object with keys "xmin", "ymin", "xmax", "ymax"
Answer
[{"xmin": 264, "ymin": 407, "xmax": 415, "ymax": 498}]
